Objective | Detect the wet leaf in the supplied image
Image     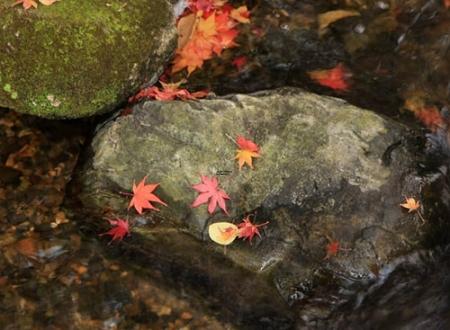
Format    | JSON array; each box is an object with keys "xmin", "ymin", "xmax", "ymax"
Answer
[
  {"xmin": 237, "ymin": 216, "xmax": 268, "ymax": 244},
  {"xmin": 177, "ymin": 13, "xmax": 199, "ymax": 49},
  {"xmin": 208, "ymin": 222, "xmax": 238, "ymax": 245},
  {"xmin": 318, "ymin": 9, "xmax": 360, "ymax": 33},
  {"xmin": 324, "ymin": 240, "xmax": 340, "ymax": 260},
  {"xmin": 191, "ymin": 175, "xmax": 230, "ymax": 215},
  {"xmin": 308, "ymin": 63, "xmax": 351, "ymax": 91},
  {"xmin": 400, "ymin": 197, "xmax": 420, "ymax": 213},
  {"xmin": 129, "ymin": 80, "xmax": 208, "ymax": 103},
  {"xmin": 99, "ymin": 218, "xmax": 130, "ymax": 243},
  {"xmin": 128, "ymin": 176, "xmax": 167, "ymax": 214}
]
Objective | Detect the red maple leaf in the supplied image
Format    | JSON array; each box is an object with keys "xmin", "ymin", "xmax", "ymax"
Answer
[
  {"xmin": 191, "ymin": 175, "xmax": 230, "ymax": 214},
  {"xmin": 308, "ymin": 63, "xmax": 351, "ymax": 91},
  {"xmin": 237, "ymin": 216, "xmax": 269, "ymax": 244},
  {"xmin": 129, "ymin": 80, "xmax": 208, "ymax": 103},
  {"xmin": 414, "ymin": 106, "xmax": 445, "ymax": 132},
  {"xmin": 232, "ymin": 56, "xmax": 248, "ymax": 71},
  {"xmin": 99, "ymin": 218, "xmax": 130, "ymax": 243},
  {"xmin": 324, "ymin": 240, "xmax": 340, "ymax": 259},
  {"xmin": 128, "ymin": 176, "xmax": 167, "ymax": 214}
]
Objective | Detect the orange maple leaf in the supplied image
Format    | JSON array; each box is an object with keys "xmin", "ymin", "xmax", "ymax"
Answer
[
  {"xmin": 172, "ymin": 2, "xmax": 248, "ymax": 75},
  {"xmin": 14, "ymin": 0, "xmax": 58, "ymax": 10},
  {"xmin": 230, "ymin": 6, "xmax": 251, "ymax": 24},
  {"xmin": 235, "ymin": 136, "xmax": 260, "ymax": 170},
  {"xmin": 128, "ymin": 176, "xmax": 167, "ymax": 214},
  {"xmin": 400, "ymin": 197, "xmax": 420, "ymax": 213},
  {"xmin": 308, "ymin": 63, "xmax": 351, "ymax": 91}
]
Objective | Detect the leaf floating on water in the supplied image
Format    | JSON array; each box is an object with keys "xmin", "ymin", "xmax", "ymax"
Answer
[
  {"xmin": 308, "ymin": 63, "xmax": 351, "ymax": 91},
  {"xmin": 318, "ymin": 9, "xmax": 360, "ymax": 34},
  {"xmin": 208, "ymin": 222, "xmax": 238, "ymax": 245},
  {"xmin": 99, "ymin": 218, "xmax": 130, "ymax": 243}
]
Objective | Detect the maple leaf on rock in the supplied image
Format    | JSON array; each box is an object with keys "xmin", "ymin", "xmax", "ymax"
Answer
[
  {"xmin": 308, "ymin": 63, "xmax": 351, "ymax": 91},
  {"xmin": 324, "ymin": 240, "xmax": 340, "ymax": 259},
  {"xmin": 237, "ymin": 216, "xmax": 269, "ymax": 244},
  {"xmin": 208, "ymin": 222, "xmax": 238, "ymax": 245},
  {"xmin": 400, "ymin": 197, "xmax": 420, "ymax": 213},
  {"xmin": 191, "ymin": 175, "xmax": 230, "ymax": 214},
  {"xmin": 235, "ymin": 136, "xmax": 260, "ymax": 170},
  {"xmin": 99, "ymin": 218, "xmax": 130, "ymax": 243},
  {"xmin": 128, "ymin": 176, "xmax": 167, "ymax": 214}
]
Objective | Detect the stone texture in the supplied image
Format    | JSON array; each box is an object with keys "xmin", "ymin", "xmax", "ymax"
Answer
[{"xmin": 75, "ymin": 88, "xmax": 431, "ymax": 321}]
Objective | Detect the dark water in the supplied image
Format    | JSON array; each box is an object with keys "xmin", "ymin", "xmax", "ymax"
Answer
[{"xmin": 1, "ymin": 0, "xmax": 449, "ymax": 329}]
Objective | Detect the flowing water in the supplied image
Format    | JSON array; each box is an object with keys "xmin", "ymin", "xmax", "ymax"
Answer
[{"xmin": 0, "ymin": 0, "xmax": 449, "ymax": 329}]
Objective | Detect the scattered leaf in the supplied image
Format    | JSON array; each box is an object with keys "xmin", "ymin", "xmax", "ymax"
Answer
[
  {"xmin": 237, "ymin": 216, "xmax": 269, "ymax": 244},
  {"xmin": 230, "ymin": 5, "xmax": 251, "ymax": 24},
  {"xmin": 172, "ymin": 1, "xmax": 248, "ymax": 75},
  {"xmin": 208, "ymin": 222, "xmax": 238, "ymax": 245},
  {"xmin": 318, "ymin": 9, "xmax": 360, "ymax": 33},
  {"xmin": 191, "ymin": 175, "xmax": 230, "ymax": 214},
  {"xmin": 400, "ymin": 197, "xmax": 420, "ymax": 213},
  {"xmin": 308, "ymin": 63, "xmax": 351, "ymax": 91},
  {"xmin": 128, "ymin": 176, "xmax": 167, "ymax": 214},
  {"xmin": 414, "ymin": 107, "xmax": 445, "ymax": 131},
  {"xmin": 14, "ymin": 0, "xmax": 58, "ymax": 10},
  {"xmin": 129, "ymin": 80, "xmax": 208, "ymax": 103},
  {"xmin": 99, "ymin": 218, "xmax": 130, "ymax": 243},
  {"xmin": 235, "ymin": 136, "xmax": 260, "ymax": 170},
  {"xmin": 324, "ymin": 240, "xmax": 340, "ymax": 259},
  {"xmin": 232, "ymin": 56, "xmax": 247, "ymax": 71}
]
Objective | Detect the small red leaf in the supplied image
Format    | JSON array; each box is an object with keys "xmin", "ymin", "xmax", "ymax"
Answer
[
  {"xmin": 237, "ymin": 216, "xmax": 269, "ymax": 244},
  {"xmin": 308, "ymin": 63, "xmax": 351, "ymax": 91},
  {"xmin": 99, "ymin": 218, "xmax": 130, "ymax": 243}
]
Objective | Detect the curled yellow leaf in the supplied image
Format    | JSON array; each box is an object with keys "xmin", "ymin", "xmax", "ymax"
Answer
[{"xmin": 208, "ymin": 222, "xmax": 238, "ymax": 246}]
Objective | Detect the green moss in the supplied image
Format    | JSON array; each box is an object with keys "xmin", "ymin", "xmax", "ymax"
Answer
[{"xmin": 0, "ymin": 0, "xmax": 175, "ymax": 118}]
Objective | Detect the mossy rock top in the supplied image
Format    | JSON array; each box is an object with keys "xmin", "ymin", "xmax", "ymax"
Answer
[{"xmin": 0, "ymin": 0, "xmax": 176, "ymax": 118}]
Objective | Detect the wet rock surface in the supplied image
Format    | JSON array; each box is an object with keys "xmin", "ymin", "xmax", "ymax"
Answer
[
  {"xmin": 75, "ymin": 88, "xmax": 440, "ymax": 322},
  {"xmin": 0, "ymin": 0, "xmax": 176, "ymax": 118}
]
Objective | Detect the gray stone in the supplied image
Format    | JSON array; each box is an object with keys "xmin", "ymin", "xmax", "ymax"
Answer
[{"xmin": 76, "ymin": 88, "xmax": 429, "ymax": 319}]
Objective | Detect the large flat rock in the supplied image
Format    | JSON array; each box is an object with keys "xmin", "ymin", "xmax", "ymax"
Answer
[{"xmin": 74, "ymin": 88, "xmax": 430, "ymax": 323}]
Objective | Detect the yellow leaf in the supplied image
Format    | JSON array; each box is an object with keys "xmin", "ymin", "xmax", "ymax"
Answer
[
  {"xmin": 318, "ymin": 10, "xmax": 360, "ymax": 32},
  {"xmin": 208, "ymin": 222, "xmax": 238, "ymax": 245},
  {"xmin": 197, "ymin": 14, "xmax": 217, "ymax": 38},
  {"xmin": 400, "ymin": 197, "xmax": 420, "ymax": 213},
  {"xmin": 177, "ymin": 13, "xmax": 199, "ymax": 50}
]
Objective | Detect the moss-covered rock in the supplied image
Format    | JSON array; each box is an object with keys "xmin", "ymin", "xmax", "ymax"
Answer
[
  {"xmin": 0, "ymin": 0, "xmax": 176, "ymax": 118},
  {"xmin": 75, "ymin": 88, "xmax": 435, "ymax": 321}
]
